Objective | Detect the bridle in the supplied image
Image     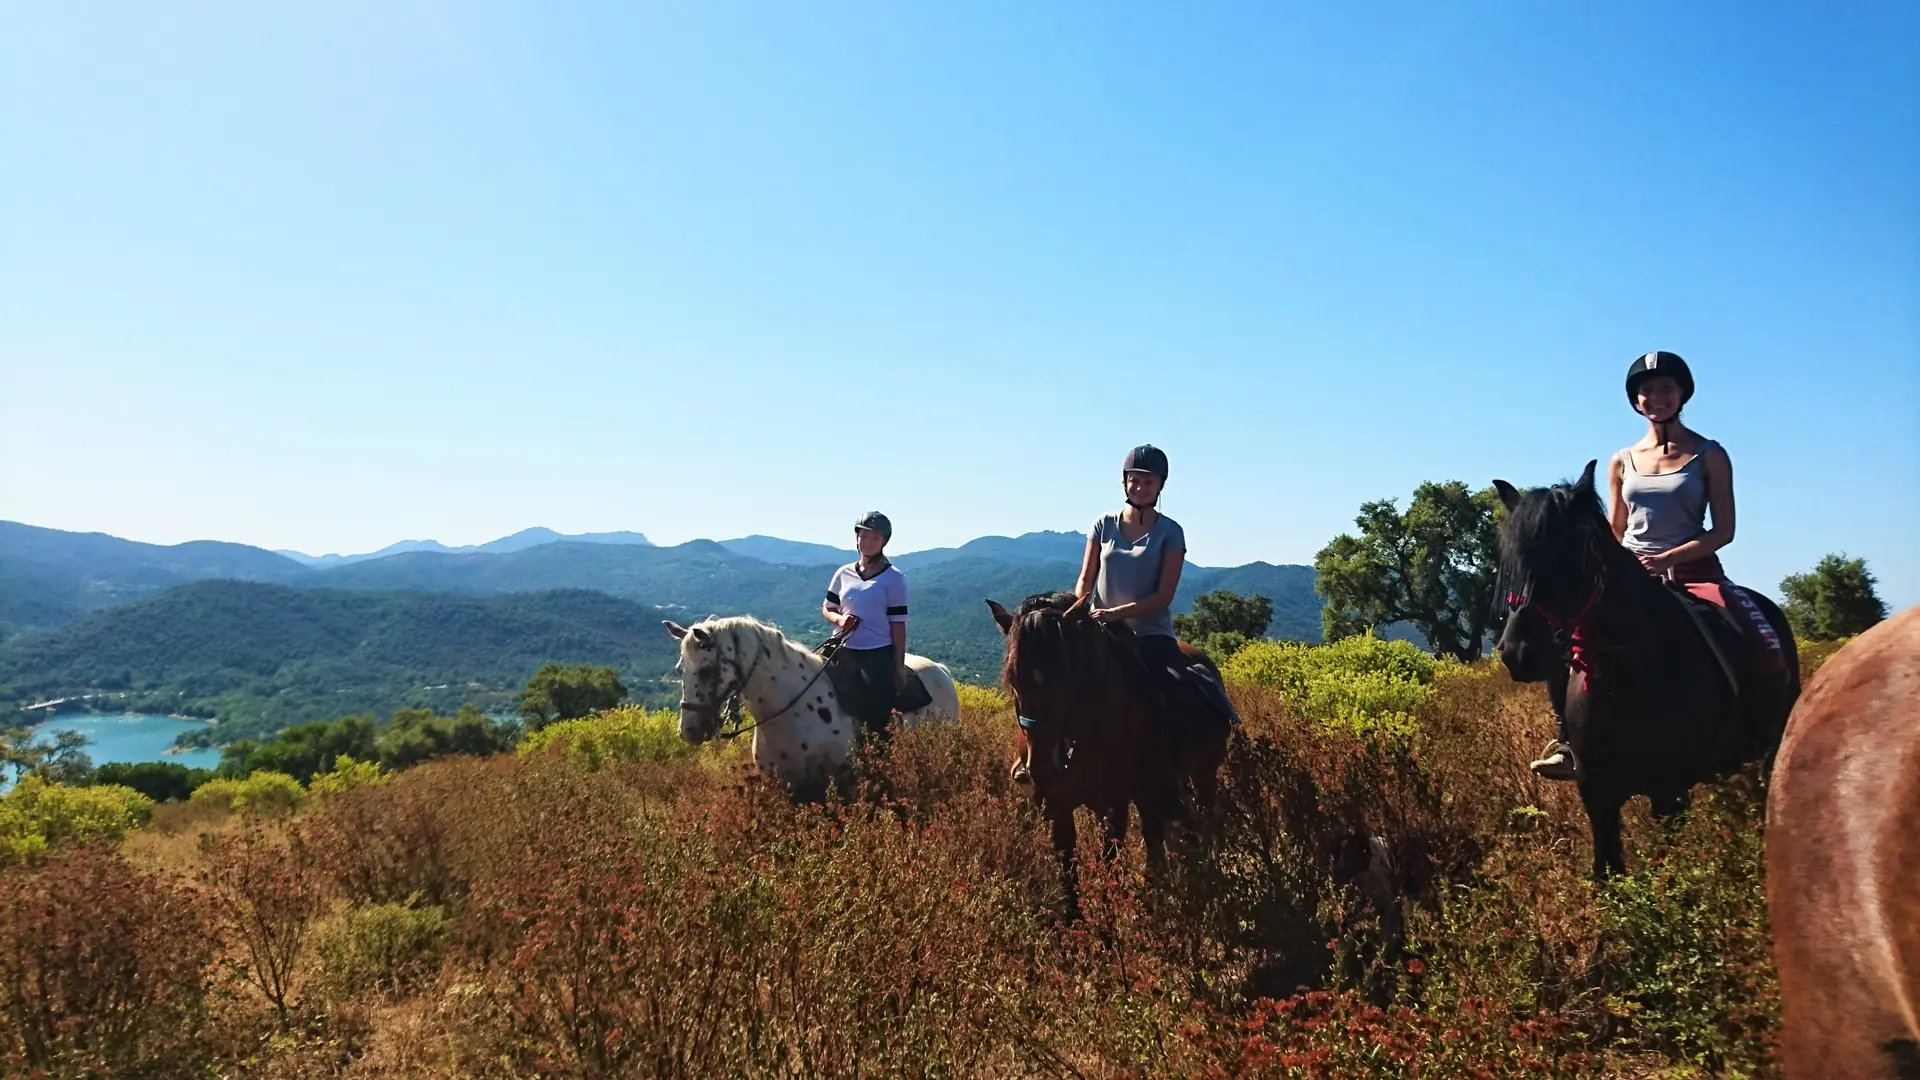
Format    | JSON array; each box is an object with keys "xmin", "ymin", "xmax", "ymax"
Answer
[
  {"xmin": 678, "ymin": 631, "xmax": 834, "ymax": 741},
  {"xmin": 1504, "ymin": 529, "xmax": 1612, "ymax": 680}
]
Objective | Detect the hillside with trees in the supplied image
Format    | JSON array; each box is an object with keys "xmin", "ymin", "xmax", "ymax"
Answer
[{"xmin": 0, "ymin": 583, "xmax": 681, "ymax": 743}]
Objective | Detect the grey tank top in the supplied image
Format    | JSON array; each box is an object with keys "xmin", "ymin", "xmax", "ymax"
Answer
[
  {"xmin": 1090, "ymin": 511, "xmax": 1187, "ymax": 639},
  {"xmin": 1618, "ymin": 441, "xmax": 1718, "ymax": 556}
]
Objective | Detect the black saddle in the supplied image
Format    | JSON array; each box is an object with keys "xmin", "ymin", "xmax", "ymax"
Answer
[{"xmin": 819, "ymin": 629, "xmax": 935, "ymax": 716}]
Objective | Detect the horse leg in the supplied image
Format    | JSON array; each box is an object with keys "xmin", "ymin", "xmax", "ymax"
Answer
[
  {"xmin": 1650, "ymin": 790, "xmax": 1692, "ymax": 819},
  {"xmin": 1051, "ymin": 810, "xmax": 1081, "ymax": 922},
  {"xmin": 1580, "ymin": 785, "xmax": 1628, "ymax": 879}
]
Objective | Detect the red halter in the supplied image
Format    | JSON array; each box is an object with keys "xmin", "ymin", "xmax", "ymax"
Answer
[{"xmin": 1506, "ymin": 537, "xmax": 1610, "ymax": 679}]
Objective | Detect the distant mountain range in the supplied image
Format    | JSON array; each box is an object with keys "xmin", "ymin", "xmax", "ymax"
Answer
[
  {"xmin": 0, "ymin": 519, "xmax": 1326, "ymax": 739},
  {"xmin": 275, "ymin": 527, "xmax": 655, "ymax": 567}
]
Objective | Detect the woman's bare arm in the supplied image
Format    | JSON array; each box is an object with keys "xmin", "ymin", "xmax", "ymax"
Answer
[
  {"xmin": 1073, "ymin": 536, "xmax": 1100, "ymax": 599},
  {"xmin": 1608, "ymin": 453, "xmax": 1630, "ymax": 541}
]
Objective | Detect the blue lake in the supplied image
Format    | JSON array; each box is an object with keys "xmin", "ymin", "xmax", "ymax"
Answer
[{"xmin": 32, "ymin": 713, "xmax": 223, "ymax": 771}]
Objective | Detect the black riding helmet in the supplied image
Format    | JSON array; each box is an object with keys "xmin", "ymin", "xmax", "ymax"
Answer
[
  {"xmin": 1624, "ymin": 351, "xmax": 1695, "ymax": 412},
  {"xmin": 1122, "ymin": 444, "xmax": 1169, "ymax": 481},
  {"xmin": 853, "ymin": 510, "xmax": 892, "ymax": 544}
]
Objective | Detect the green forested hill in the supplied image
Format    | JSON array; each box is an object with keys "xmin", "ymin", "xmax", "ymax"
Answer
[{"xmin": 0, "ymin": 582, "xmax": 684, "ymax": 743}]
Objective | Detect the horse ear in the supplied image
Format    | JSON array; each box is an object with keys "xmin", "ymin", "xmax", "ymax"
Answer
[
  {"xmin": 1576, "ymin": 459, "xmax": 1598, "ymax": 494},
  {"xmin": 1492, "ymin": 479, "xmax": 1521, "ymax": 512},
  {"xmin": 663, "ymin": 620, "xmax": 688, "ymax": 640},
  {"xmin": 689, "ymin": 626, "xmax": 713, "ymax": 648},
  {"xmin": 985, "ymin": 599, "xmax": 1014, "ymax": 636},
  {"xmin": 1064, "ymin": 593, "xmax": 1092, "ymax": 617}
]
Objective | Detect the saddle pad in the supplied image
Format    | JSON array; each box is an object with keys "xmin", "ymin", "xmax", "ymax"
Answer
[
  {"xmin": 824, "ymin": 653, "xmax": 934, "ymax": 714},
  {"xmin": 895, "ymin": 670, "xmax": 934, "ymax": 713},
  {"xmin": 1680, "ymin": 583, "xmax": 1787, "ymax": 672}
]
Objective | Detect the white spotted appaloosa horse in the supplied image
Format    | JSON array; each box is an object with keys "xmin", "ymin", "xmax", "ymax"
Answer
[{"xmin": 665, "ymin": 616, "xmax": 958, "ymax": 794}]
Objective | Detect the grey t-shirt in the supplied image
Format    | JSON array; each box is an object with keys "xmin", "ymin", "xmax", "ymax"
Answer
[{"xmin": 1090, "ymin": 512, "xmax": 1187, "ymax": 639}]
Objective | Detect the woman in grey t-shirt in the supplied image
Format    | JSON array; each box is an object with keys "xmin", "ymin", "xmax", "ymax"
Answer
[{"xmin": 1077, "ymin": 444, "xmax": 1187, "ymax": 656}]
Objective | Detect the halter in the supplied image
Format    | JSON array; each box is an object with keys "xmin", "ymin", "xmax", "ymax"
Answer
[
  {"xmin": 677, "ymin": 631, "xmax": 837, "ymax": 741},
  {"xmin": 1505, "ymin": 531, "xmax": 1611, "ymax": 680}
]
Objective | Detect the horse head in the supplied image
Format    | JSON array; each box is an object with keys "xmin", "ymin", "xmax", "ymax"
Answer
[
  {"xmin": 986, "ymin": 591, "xmax": 1126, "ymax": 797},
  {"xmin": 664, "ymin": 618, "xmax": 754, "ymax": 743},
  {"xmin": 1492, "ymin": 460, "xmax": 1609, "ymax": 683}
]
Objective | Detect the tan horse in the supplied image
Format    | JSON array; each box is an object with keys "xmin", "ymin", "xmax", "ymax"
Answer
[{"xmin": 1768, "ymin": 605, "xmax": 1920, "ymax": 1080}]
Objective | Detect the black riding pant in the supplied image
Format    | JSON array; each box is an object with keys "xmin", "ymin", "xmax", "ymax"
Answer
[{"xmin": 838, "ymin": 645, "xmax": 898, "ymax": 736}]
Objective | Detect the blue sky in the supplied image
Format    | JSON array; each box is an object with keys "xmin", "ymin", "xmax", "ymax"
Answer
[{"xmin": 2, "ymin": 2, "xmax": 1915, "ymax": 604}]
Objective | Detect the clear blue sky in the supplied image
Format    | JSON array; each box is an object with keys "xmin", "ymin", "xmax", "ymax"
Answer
[{"xmin": 3, "ymin": 3, "xmax": 1915, "ymax": 604}]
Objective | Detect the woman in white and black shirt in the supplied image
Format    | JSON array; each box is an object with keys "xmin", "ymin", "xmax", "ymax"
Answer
[{"xmin": 823, "ymin": 511, "xmax": 910, "ymax": 737}]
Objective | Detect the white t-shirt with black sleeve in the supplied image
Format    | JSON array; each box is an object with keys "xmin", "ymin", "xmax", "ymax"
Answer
[{"xmin": 824, "ymin": 562, "xmax": 909, "ymax": 651}]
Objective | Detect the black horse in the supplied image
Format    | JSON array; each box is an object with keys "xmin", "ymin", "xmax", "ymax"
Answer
[{"xmin": 1492, "ymin": 461, "xmax": 1800, "ymax": 877}]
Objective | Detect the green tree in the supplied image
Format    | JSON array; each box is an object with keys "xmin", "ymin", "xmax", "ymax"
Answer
[
  {"xmin": 0, "ymin": 726, "xmax": 93, "ymax": 784},
  {"xmin": 91, "ymin": 761, "xmax": 213, "ymax": 804},
  {"xmin": 219, "ymin": 715, "xmax": 378, "ymax": 784},
  {"xmin": 520, "ymin": 664, "xmax": 628, "ymax": 731},
  {"xmin": 1780, "ymin": 554, "xmax": 1888, "ymax": 642},
  {"xmin": 377, "ymin": 704, "xmax": 518, "ymax": 771},
  {"xmin": 1314, "ymin": 480, "xmax": 1502, "ymax": 662},
  {"xmin": 1174, "ymin": 590, "xmax": 1275, "ymax": 663}
]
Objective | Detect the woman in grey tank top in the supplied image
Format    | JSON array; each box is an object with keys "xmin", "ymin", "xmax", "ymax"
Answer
[
  {"xmin": 1532, "ymin": 351, "xmax": 1742, "ymax": 782},
  {"xmin": 1606, "ymin": 351, "xmax": 1737, "ymax": 584}
]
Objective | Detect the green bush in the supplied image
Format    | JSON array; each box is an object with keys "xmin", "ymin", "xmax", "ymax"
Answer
[
  {"xmin": 187, "ymin": 771, "xmax": 306, "ymax": 817},
  {"xmin": 0, "ymin": 775, "xmax": 154, "ymax": 864},
  {"xmin": 1221, "ymin": 635, "xmax": 1440, "ymax": 735},
  {"xmin": 518, "ymin": 706, "xmax": 691, "ymax": 768},
  {"xmin": 313, "ymin": 899, "xmax": 449, "ymax": 1001},
  {"xmin": 307, "ymin": 755, "xmax": 388, "ymax": 800}
]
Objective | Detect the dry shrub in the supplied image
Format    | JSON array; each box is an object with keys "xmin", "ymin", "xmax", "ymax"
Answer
[
  {"xmin": 0, "ymin": 846, "xmax": 218, "ymax": 1078},
  {"xmin": 24, "ymin": 647, "xmax": 1843, "ymax": 1079},
  {"xmin": 201, "ymin": 825, "xmax": 329, "ymax": 1024}
]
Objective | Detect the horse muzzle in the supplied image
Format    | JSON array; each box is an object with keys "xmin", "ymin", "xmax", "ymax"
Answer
[{"xmin": 677, "ymin": 702, "xmax": 720, "ymax": 744}]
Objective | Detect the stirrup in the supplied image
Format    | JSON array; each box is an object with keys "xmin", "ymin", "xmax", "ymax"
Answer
[{"xmin": 1529, "ymin": 740, "xmax": 1581, "ymax": 782}]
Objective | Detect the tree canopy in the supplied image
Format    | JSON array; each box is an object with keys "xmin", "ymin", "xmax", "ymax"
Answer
[
  {"xmin": 1313, "ymin": 480, "xmax": 1502, "ymax": 662},
  {"xmin": 1173, "ymin": 590, "xmax": 1275, "ymax": 662},
  {"xmin": 1780, "ymin": 554, "xmax": 1888, "ymax": 642},
  {"xmin": 520, "ymin": 664, "xmax": 628, "ymax": 731}
]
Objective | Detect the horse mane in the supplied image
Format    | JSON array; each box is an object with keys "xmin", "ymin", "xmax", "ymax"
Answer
[
  {"xmin": 684, "ymin": 614, "xmax": 809, "ymax": 661},
  {"xmin": 1001, "ymin": 591, "xmax": 1144, "ymax": 696},
  {"xmin": 1499, "ymin": 477, "xmax": 1610, "ymax": 596}
]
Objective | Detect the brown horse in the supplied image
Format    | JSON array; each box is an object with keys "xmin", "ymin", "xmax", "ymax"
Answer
[
  {"xmin": 986, "ymin": 592, "xmax": 1231, "ymax": 912},
  {"xmin": 1768, "ymin": 605, "xmax": 1920, "ymax": 1080}
]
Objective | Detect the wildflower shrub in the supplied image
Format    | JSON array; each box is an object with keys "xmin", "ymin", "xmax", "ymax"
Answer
[
  {"xmin": 3, "ymin": 637, "xmax": 1840, "ymax": 1078},
  {"xmin": 0, "ymin": 775, "xmax": 152, "ymax": 865},
  {"xmin": 1223, "ymin": 635, "xmax": 1441, "ymax": 736},
  {"xmin": 0, "ymin": 848, "xmax": 217, "ymax": 1079},
  {"xmin": 518, "ymin": 704, "xmax": 692, "ymax": 767},
  {"xmin": 187, "ymin": 769, "xmax": 306, "ymax": 816}
]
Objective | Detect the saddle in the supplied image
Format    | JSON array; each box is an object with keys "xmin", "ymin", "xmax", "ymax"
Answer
[
  {"xmin": 816, "ymin": 619, "xmax": 935, "ymax": 715},
  {"xmin": 1667, "ymin": 580, "xmax": 1787, "ymax": 698}
]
